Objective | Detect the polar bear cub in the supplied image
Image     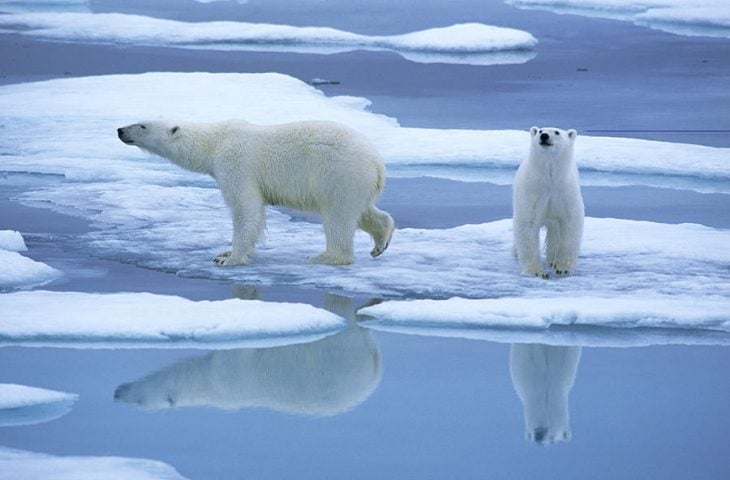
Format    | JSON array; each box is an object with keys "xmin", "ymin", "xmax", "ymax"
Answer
[
  {"xmin": 117, "ymin": 120, "xmax": 395, "ymax": 266},
  {"xmin": 513, "ymin": 126, "xmax": 584, "ymax": 278}
]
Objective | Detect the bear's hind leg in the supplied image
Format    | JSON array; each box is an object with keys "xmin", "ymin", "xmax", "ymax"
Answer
[
  {"xmin": 358, "ymin": 205, "xmax": 395, "ymax": 258},
  {"xmin": 311, "ymin": 213, "xmax": 356, "ymax": 265}
]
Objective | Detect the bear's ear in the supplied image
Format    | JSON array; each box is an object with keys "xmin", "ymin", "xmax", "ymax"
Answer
[
  {"xmin": 170, "ymin": 126, "xmax": 180, "ymax": 136},
  {"xmin": 530, "ymin": 126, "xmax": 539, "ymax": 137},
  {"xmin": 567, "ymin": 129, "xmax": 577, "ymax": 139}
]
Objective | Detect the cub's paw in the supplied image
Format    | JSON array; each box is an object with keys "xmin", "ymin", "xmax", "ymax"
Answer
[
  {"xmin": 521, "ymin": 266, "xmax": 549, "ymax": 279},
  {"xmin": 549, "ymin": 261, "xmax": 574, "ymax": 276}
]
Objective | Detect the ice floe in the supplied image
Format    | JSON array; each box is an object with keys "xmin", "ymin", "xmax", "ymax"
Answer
[
  {"xmin": 0, "ymin": 447, "xmax": 188, "ymax": 480},
  {"xmin": 0, "ymin": 73, "xmax": 727, "ymax": 193},
  {"xmin": 0, "ymin": 230, "xmax": 61, "ymax": 290},
  {"xmin": 0, "ymin": 12, "xmax": 537, "ymax": 65},
  {"xmin": 506, "ymin": 0, "xmax": 730, "ymax": 39},
  {"xmin": 360, "ymin": 294, "xmax": 730, "ymax": 347},
  {"xmin": 0, "ymin": 383, "xmax": 78, "ymax": 426},
  {"xmin": 0, "ymin": 291, "xmax": 346, "ymax": 348},
  {"xmin": 114, "ymin": 293, "xmax": 380, "ymax": 415}
]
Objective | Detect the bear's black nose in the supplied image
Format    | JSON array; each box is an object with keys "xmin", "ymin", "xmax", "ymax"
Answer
[
  {"xmin": 117, "ymin": 128, "xmax": 124, "ymax": 138},
  {"xmin": 540, "ymin": 133, "xmax": 550, "ymax": 142}
]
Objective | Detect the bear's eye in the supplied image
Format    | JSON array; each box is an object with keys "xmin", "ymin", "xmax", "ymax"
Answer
[
  {"xmin": 140, "ymin": 125, "xmax": 147, "ymax": 130},
  {"xmin": 555, "ymin": 131, "xmax": 560, "ymax": 135}
]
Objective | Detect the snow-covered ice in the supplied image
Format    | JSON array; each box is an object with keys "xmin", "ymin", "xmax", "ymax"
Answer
[
  {"xmin": 0, "ymin": 291, "xmax": 346, "ymax": 348},
  {"xmin": 0, "ymin": 383, "xmax": 78, "ymax": 426},
  {"xmin": 0, "ymin": 230, "xmax": 62, "ymax": 290},
  {"xmin": 505, "ymin": 0, "xmax": 730, "ymax": 39},
  {"xmin": 0, "ymin": 73, "xmax": 727, "ymax": 192},
  {"xmin": 0, "ymin": 12, "xmax": 537, "ymax": 65},
  {"xmin": 0, "ymin": 447, "xmax": 188, "ymax": 480},
  {"xmin": 360, "ymin": 294, "xmax": 730, "ymax": 347},
  {"xmin": 0, "ymin": 73, "xmax": 728, "ymax": 299}
]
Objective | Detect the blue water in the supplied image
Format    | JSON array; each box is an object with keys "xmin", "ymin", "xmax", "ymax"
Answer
[{"xmin": 1, "ymin": 0, "xmax": 730, "ymax": 478}]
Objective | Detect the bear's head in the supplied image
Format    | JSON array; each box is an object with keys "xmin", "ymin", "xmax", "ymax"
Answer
[
  {"xmin": 530, "ymin": 126, "xmax": 576, "ymax": 158},
  {"xmin": 117, "ymin": 121, "xmax": 182, "ymax": 156}
]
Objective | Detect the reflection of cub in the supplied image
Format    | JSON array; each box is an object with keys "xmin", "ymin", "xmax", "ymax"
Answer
[
  {"xmin": 510, "ymin": 344, "xmax": 581, "ymax": 445},
  {"xmin": 115, "ymin": 295, "xmax": 381, "ymax": 416}
]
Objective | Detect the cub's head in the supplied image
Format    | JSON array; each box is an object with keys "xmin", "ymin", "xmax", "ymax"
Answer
[
  {"xmin": 117, "ymin": 121, "xmax": 181, "ymax": 154},
  {"xmin": 530, "ymin": 126, "xmax": 576, "ymax": 157}
]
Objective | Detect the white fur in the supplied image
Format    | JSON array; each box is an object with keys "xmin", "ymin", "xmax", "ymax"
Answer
[
  {"xmin": 513, "ymin": 126, "xmax": 584, "ymax": 278},
  {"xmin": 510, "ymin": 344, "xmax": 582, "ymax": 445},
  {"xmin": 118, "ymin": 120, "xmax": 395, "ymax": 266}
]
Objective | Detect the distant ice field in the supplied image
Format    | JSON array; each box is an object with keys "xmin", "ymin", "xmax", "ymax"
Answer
[
  {"xmin": 0, "ymin": 12, "xmax": 537, "ymax": 65},
  {"xmin": 506, "ymin": 0, "xmax": 730, "ymax": 39}
]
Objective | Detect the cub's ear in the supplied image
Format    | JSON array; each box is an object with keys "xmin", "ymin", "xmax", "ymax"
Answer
[
  {"xmin": 567, "ymin": 129, "xmax": 577, "ymax": 139},
  {"xmin": 170, "ymin": 126, "xmax": 180, "ymax": 136},
  {"xmin": 530, "ymin": 126, "xmax": 539, "ymax": 137}
]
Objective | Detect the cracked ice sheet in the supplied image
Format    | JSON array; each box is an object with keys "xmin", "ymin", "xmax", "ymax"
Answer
[
  {"xmin": 0, "ymin": 230, "xmax": 62, "ymax": 291},
  {"xmin": 505, "ymin": 0, "xmax": 730, "ymax": 39},
  {"xmin": 0, "ymin": 447, "xmax": 187, "ymax": 480},
  {"xmin": 0, "ymin": 291, "xmax": 346, "ymax": 349},
  {"xmin": 0, "ymin": 73, "xmax": 729, "ymax": 193},
  {"xmin": 15, "ymin": 176, "xmax": 730, "ymax": 302},
  {"xmin": 0, "ymin": 384, "xmax": 78, "ymax": 426}
]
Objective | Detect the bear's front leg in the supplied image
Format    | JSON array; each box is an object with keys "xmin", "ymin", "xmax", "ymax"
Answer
[
  {"xmin": 513, "ymin": 220, "xmax": 548, "ymax": 279},
  {"xmin": 213, "ymin": 194, "xmax": 264, "ymax": 267}
]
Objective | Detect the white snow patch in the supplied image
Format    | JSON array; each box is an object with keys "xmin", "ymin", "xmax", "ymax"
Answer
[
  {"xmin": 360, "ymin": 294, "xmax": 730, "ymax": 347},
  {"xmin": 0, "ymin": 73, "xmax": 727, "ymax": 193},
  {"xmin": 0, "ymin": 230, "xmax": 61, "ymax": 290},
  {"xmin": 0, "ymin": 447, "xmax": 188, "ymax": 480},
  {"xmin": 0, "ymin": 384, "xmax": 78, "ymax": 426},
  {"xmin": 506, "ymin": 0, "xmax": 730, "ymax": 39},
  {"xmin": 0, "ymin": 291, "xmax": 346, "ymax": 348},
  {"xmin": 0, "ymin": 13, "xmax": 537, "ymax": 65}
]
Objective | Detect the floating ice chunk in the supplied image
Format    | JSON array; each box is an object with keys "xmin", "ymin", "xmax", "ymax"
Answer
[
  {"xmin": 359, "ymin": 294, "xmax": 730, "ymax": 346},
  {"xmin": 0, "ymin": 73, "xmax": 728, "ymax": 193},
  {"xmin": 0, "ymin": 231, "xmax": 61, "ymax": 290},
  {"xmin": 0, "ymin": 447, "xmax": 187, "ymax": 480},
  {"xmin": 0, "ymin": 383, "xmax": 78, "ymax": 426},
  {"xmin": 0, "ymin": 13, "xmax": 537, "ymax": 65},
  {"xmin": 0, "ymin": 230, "xmax": 26, "ymax": 252},
  {"xmin": 0, "ymin": 291, "xmax": 346, "ymax": 349},
  {"xmin": 506, "ymin": 0, "xmax": 730, "ymax": 39}
]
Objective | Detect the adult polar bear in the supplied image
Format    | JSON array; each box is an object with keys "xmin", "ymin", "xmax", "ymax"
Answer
[
  {"xmin": 513, "ymin": 126, "xmax": 584, "ymax": 278},
  {"xmin": 118, "ymin": 120, "xmax": 395, "ymax": 266}
]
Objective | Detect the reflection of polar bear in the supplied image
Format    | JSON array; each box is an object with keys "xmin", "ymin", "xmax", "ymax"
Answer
[
  {"xmin": 114, "ymin": 294, "xmax": 381, "ymax": 416},
  {"xmin": 117, "ymin": 120, "xmax": 394, "ymax": 266},
  {"xmin": 510, "ymin": 344, "xmax": 581, "ymax": 445},
  {"xmin": 513, "ymin": 126, "xmax": 584, "ymax": 278}
]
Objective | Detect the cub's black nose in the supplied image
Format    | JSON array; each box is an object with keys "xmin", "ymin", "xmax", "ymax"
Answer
[
  {"xmin": 540, "ymin": 133, "xmax": 550, "ymax": 142},
  {"xmin": 117, "ymin": 128, "xmax": 124, "ymax": 138}
]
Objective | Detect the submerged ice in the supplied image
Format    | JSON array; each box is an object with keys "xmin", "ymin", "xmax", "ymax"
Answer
[
  {"xmin": 0, "ymin": 447, "xmax": 188, "ymax": 480},
  {"xmin": 0, "ymin": 383, "xmax": 78, "ymax": 426}
]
